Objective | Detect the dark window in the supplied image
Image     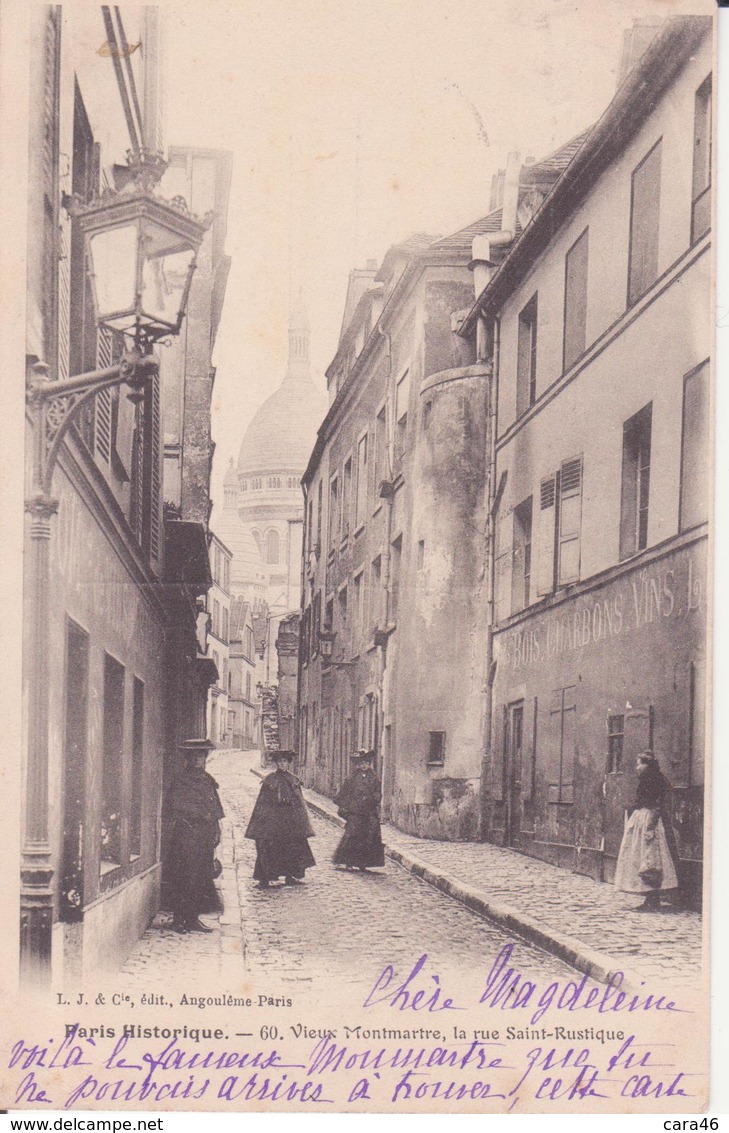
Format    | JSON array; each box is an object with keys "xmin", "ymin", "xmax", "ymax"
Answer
[
  {"xmin": 61, "ymin": 620, "xmax": 89, "ymax": 921},
  {"xmin": 511, "ymin": 496, "xmax": 533, "ymax": 613},
  {"xmin": 607, "ymin": 713, "xmax": 624, "ymax": 774},
  {"xmin": 355, "ymin": 434, "xmax": 368, "ymax": 528},
  {"xmin": 328, "ymin": 476, "xmax": 339, "ymax": 550},
  {"xmin": 562, "ymin": 227, "xmax": 589, "ymax": 369},
  {"xmin": 680, "ymin": 360, "xmax": 710, "ymax": 531},
  {"xmin": 548, "ymin": 686, "xmax": 577, "ymax": 804},
  {"xmin": 395, "ymin": 370, "xmax": 410, "ymax": 460},
  {"xmin": 338, "ymin": 585, "xmax": 348, "ymax": 628},
  {"xmin": 311, "ymin": 591, "xmax": 321, "ymax": 658},
  {"xmin": 375, "ymin": 405, "xmax": 388, "ymax": 501},
  {"xmin": 390, "ymin": 535, "xmax": 402, "ymax": 623},
  {"xmin": 316, "ymin": 480, "xmax": 323, "ymax": 550},
  {"xmin": 427, "ymin": 731, "xmax": 446, "ymax": 766},
  {"xmin": 692, "ymin": 76, "xmax": 712, "ymax": 244},
  {"xmin": 516, "ymin": 293, "xmax": 538, "ymax": 416},
  {"xmin": 563, "ymin": 229, "xmax": 589, "ymax": 371},
  {"xmin": 628, "ymin": 140, "xmax": 662, "ymax": 306},
  {"xmin": 620, "ymin": 403, "xmax": 652, "ymax": 559},
  {"xmin": 557, "ymin": 456, "xmax": 583, "ymax": 585},
  {"xmin": 101, "ymin": 655, "xmax": 125, "ymax": 871},
  {"xmin": 417, "ymin": 539, "xmax": 425, "ymax": 570},
  {"xmin": 371, "ymin": 556, "xmax": 382, "ymax": 630},
  {"xmin": 265, "ymin": 529, "xmax": 280, "ymax": 564},
  {"xmin": 130, "ymin": 678, "xmax": 144, "ymax": 859},
  {"xmin": 324, "ymin": 596, "xmax": 334, "ymax": 632},
  {"xmin": 342, "ymin": 458, "xmax": 352, "ymax": 539}
]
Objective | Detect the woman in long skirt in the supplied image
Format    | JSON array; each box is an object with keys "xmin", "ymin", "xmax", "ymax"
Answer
[
  {"xmin": 614, "ymin": 750, "xmax": 679, "ymax": 910},
  {"xmin": 244, "ymin": 750, "xmax": 316, "ymax": 887},
  {"xmin": 333, "ymin": 750, "xmax": 385, "ymax": 871}
]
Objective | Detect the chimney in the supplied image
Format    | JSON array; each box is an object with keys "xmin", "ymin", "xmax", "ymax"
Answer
[
  {"xmin": 501, "ymin": 152, "xmax": 522, "ymax": 234},
  {"xmin": 617, "ymin": 18, "xmax": 664, "ymax": 88}
]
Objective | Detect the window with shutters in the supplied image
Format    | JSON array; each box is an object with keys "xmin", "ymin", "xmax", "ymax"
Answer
[
  {"xmin": 130, "ymin": 374, "xmax": 162, "ymax": 564},
  {"xmin": 691, "ymin": 76, "xmax": 712, "ymax": 244},
  {"xmin": 563, "ymin": 229, "xmax": 589, "ymax": 371},
  {"xmin": 516, "ymin": 294, "xmax": 538, "ymax": 417},
  {"xmin": 547, "ymin": 686, "xmax": 577, "ymax": 804},
  {"xmin": 557, "ymin": 456, "xmax": 583, "ymax": 585},
  {"xmin": 312, "ymin": 591, "xmax": 322, "ymax": 658},
  {"xmin": 536, "ymin": 475, "xmax": 557, "ymax": 596},
  {"xmin": 511, "ymin": 496, "xmax": 533, "ymax": 613},
  {"xmin": 353, "ymin": 570, "xmax": 364, "ymax": 641},
  {"xmin": 620, "ymin": 403, "xmax": 652, "ymax": 560},
  {"xmin": 679, "ymin": 361, "xmax": 710, "ymax": 531},
  {"xmin": 316, "ymin": 480, "xmax": 323, "ymax": 552},
  {"xmin": 628, "ymin": 140, "xmax": 662, "ymax": 306}
]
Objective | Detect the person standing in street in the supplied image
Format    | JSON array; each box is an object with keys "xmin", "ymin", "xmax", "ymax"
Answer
[
  {"xmin": 614, "ymin": 750, "xmax": 679, "ymax": 911},
  {"xmin": 244, "ymin": 750, "xmax": 316, "ymax": 887},
  {"xmin": 167, "ymin": 738, "xmax": 225, "ymax": 934},
  {"xmin": 333, "ymin": 750, "xmax": 385, "ymax": 872}
]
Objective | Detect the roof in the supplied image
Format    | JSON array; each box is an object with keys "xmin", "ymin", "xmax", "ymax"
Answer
[
  {"xmin": 431, "ymin": 208, "xmax": 505, "ymax": 255},
  {"xmin": 374, "ymin": 233, "xmax": 441, "ymax": 283},
  {"xmin": 460, "ymin": 15, "xmax": 711, "ymax": 335},
  {"xmin": 522, "ymin": 129, "xmax": 591, "ymax": 182}
]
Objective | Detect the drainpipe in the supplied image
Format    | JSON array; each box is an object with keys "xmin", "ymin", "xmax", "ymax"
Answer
[
  {"xmin": 479, "ymin": 313, "xmax": 499, "ymax": 838},
  {"xmin": 376, "ymin": 323, "xmax": 394, "ymax": 809}
]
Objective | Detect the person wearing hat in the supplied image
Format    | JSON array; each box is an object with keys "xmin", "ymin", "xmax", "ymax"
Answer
[
  {"xmin": 166, "ymin": 739, "xmax": 225, "ymax": 933},
  {"xmin": 333, "ymin": 750, "xmax": 385, "ymax": 872},
  {"xmin": 614, "ymin": 750, "xmax": 679, "ymax": 911},
  {"xmin": 244, "ymin": 751, "xmax": 316, "ymax": 887}
]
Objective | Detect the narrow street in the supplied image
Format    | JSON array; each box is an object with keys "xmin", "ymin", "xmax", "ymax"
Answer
[{"xmin": 119, "ymin": 750, "xmax": 576, "ymax": 995}]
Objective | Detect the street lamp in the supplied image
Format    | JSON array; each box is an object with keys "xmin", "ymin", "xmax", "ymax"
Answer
[
  {"xmin": 67, "ymin": 154, "xmax": 208, "ymax": 351},
  {"xmin": 21, "ymin": 152, "xmax": 210, "ymax": 987}
]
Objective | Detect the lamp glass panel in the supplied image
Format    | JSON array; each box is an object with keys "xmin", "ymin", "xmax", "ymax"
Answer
[
  {"xmin": 141, "ymin": 245, "xmax": 195, "ymax": 326},
  {"xmin": 88, "ymin": 225, "xmax": 138, "ymax": 319}
]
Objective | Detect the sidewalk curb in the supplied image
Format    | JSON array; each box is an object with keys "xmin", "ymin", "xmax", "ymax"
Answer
[{"xmin": 251, "ymin": 770, "xmax": 646, "ymax": 993}]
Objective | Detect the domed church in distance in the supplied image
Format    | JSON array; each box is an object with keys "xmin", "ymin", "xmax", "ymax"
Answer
[{"xmin": 217, "ymin": 296, "xmax": 327, "ymax": 614}]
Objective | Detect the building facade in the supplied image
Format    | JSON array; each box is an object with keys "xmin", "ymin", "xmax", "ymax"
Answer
[
  {"xmin": 228, "ymin": 598, "xmax": 260, "ymax": 749},
  {"xmin": 298, "ymin": 235, "xmax": 479, "ymax": 825},
  {"xmin": 458, "ymin": 15, "xmax": 711, "ymax": 899},
  {"xmin": 22, "ymin": 7, "xmax": 228, "ymax": 982},
  {"xmin": 206, "ymin": 533, "xmax": 232, "ymax": 746}
]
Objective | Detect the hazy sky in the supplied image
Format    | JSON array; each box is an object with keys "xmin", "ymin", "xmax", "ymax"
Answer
[{"xmin": 160, "ymin": 0, "xmax": 709, "ymax": 512}]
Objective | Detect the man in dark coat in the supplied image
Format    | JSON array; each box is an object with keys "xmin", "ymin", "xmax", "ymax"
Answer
[
  {"xmin": 333, "ymin": 750, "xmax": 385, "ymax": 871},
  {"xmin": 167, "ymin": 739, "xmax": 225, "ymax": 934},
  {"xmin": 244, "ymin": 750, "xmax": 315, "ymax": 887}
]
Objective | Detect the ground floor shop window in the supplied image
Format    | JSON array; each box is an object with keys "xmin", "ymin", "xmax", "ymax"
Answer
[
  {"xmin": 61, "ymin": 619, "xmax": 89, "ymax": 920},
  {"xmin": 607, "ymin": 713, "xmax": 624, "ymax": 773},
  {"xmin": 547, "ymin": 685, "xmax": 576, "ymax": 804},
  {"xmin": 130, "ymin": 677, "xmax": 144, "ymax": 860},
  {"xmin": 101, "ymin": 653, "xmax": 125, "ymax": 872}
]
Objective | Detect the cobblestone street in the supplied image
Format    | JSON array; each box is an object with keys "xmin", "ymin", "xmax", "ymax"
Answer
[
  {"xmin": 119, "ymin": 750, "xmax": 577, "ymax": 995},
  {"xmin": 119, "ymin": 750, "xmax": 702, "ymax": 1002}
]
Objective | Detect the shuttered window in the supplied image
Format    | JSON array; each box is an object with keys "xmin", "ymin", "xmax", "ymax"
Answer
[
  {"xmin": 547, "ymin": 686, "xmax": 577, "ymax": 804},
  {"xmin": 628, "ymin": 140, "xmax": 662, "ymax": 306},
  {"xmin": 511, "ymin": 496, "xmax": 533, "ymax": 613},
  {"xmin": 536, "ymin": 474, "xmax": 557, "ymax": 596},
  {"xmin": 563, "ymin": 229, "xmax": 589, "ymax": 371},
  {"xmin": 691, "ymin": 76, "xmax": 712, "ymax": 244},
  {"xmin": 620, "ymin": 403, "xmax": 652, "ymax": 559},
  {"xmin": 516, "ymin": 293, "xmax": 538, "ymax": 416},
  {"xmin": 679, "ymin": 361, "xmax": 710, "ymax": 531},
  {"xmin": 557, "ymin": 456, "xmax": 583, "ymax": 585}
]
